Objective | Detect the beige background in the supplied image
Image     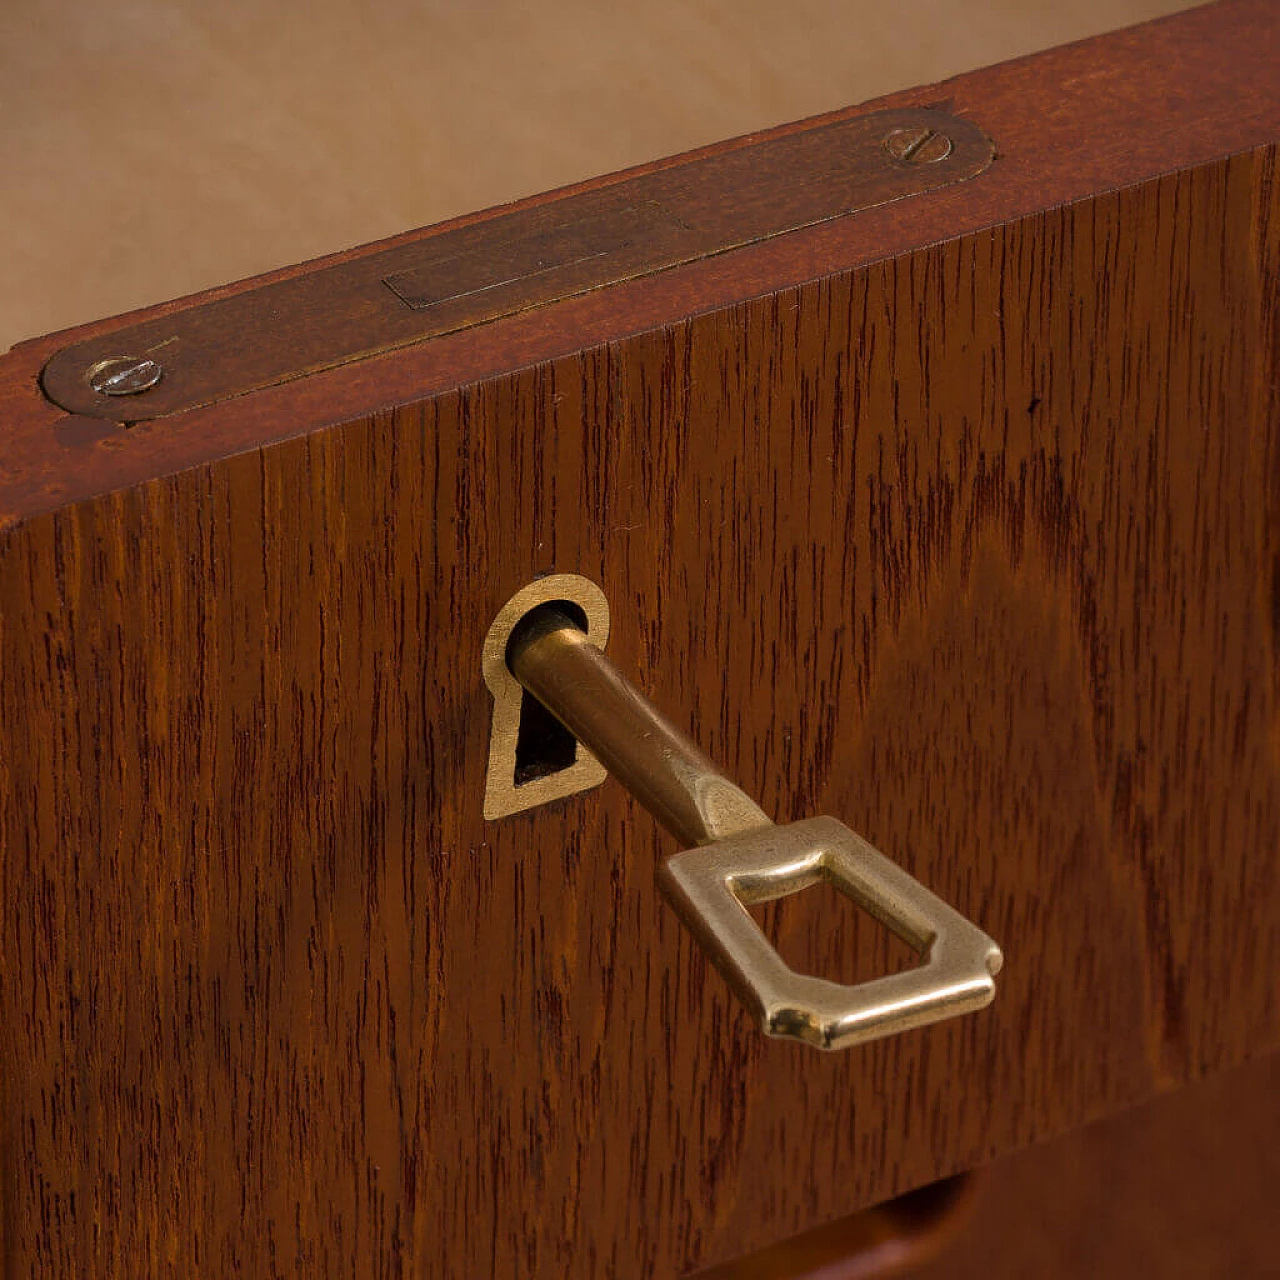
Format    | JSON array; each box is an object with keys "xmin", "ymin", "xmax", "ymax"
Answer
[{"xmin": 1, "ymin": 0, "xmax": 1193, "ymax": 352}]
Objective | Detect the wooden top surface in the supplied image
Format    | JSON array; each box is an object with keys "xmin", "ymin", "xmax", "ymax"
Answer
[
  {"xmin": 0, "ymin": 0, "xmax": 1194, "ymax": 355},
  {"xmin": 0, "ymin": 0, "xmax": 1277, "ymax": 529}
]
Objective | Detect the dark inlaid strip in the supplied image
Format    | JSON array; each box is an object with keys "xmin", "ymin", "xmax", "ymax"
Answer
[{"xmin": 41, "ymin": 107, "xmax": 994, "ymax": 422}]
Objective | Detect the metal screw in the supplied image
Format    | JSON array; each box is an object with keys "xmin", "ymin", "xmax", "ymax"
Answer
[
  {"xmin": 882, "ymin": 127, "xmax": 954, "ymax": 165},
  {"xmin": 86, "ymin": 355, "xmax": 164, "ymax": 397}
]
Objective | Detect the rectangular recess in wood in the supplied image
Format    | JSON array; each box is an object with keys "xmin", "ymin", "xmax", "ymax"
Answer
[{"xmin": 38, "ymin": 106, "xmax": 992, "ymax": 422}]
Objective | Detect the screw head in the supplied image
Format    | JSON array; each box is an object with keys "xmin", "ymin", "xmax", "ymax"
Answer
[
  {"xmin": 86, "ymin": 356, "xmax": 164, "ymax": 397},
  {"xmin": 882, "ymin": 127, "xmax": 954, "ymax": 165}
]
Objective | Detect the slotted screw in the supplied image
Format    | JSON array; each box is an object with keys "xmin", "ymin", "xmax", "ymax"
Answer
[
  {"xmin": 86, "ymin": 356, "xmax": 164, "ymax": 397},
  {"xmin": 882, "ymin": 127, "xmax": 954, "ymax": 165}
]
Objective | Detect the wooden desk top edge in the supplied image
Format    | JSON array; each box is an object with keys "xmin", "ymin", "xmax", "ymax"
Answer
[{"xmin": 0, "ymin": 0, "xmax": 1276, "ymax": 531}]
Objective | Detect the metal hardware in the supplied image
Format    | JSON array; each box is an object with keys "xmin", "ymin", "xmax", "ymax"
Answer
[
  {"xmin": 508, "ymin": 607, "xmax": 771, "ymax": 847},
  {"xmin": 882, "ymin": 127, "xmax": 954, "ymax": 165},
  {"xmin": 41, "ymin": 106, "xmax": 995, "ymax": 423},
  {"xmin": 86, "ymin": 356, "xmax": 164, "ymax": 396},
  {"xmin": 661, "ymin": 819, "xmax": 1001, "ymax": 1049},
  {"xmin": 481, "ymin": 575, "xmax": 611, "ymax": 820},
  {"xmin": 503, "ymin": 603, "xmax": 1002, "ymax": 1051}
]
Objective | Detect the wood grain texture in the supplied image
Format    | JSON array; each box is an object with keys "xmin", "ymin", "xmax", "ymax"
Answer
[
  {"xmin": 696, "ymin": 1176, "xmax": 983, "ymax": 1279},
  {"xmin": 1, "ymin": 4, "xmax": 1278, "ymax": 1278},
  {"xmin": 909, "ymin": 1050, "xmax": 1280, "ymax": 1279},
  {"xmin": 0, "ymin": 0, "xmax": 1277, "ymax": 525},
  {"xmin": 704, "ymin": 1050, "xmax": 1280, "ymax": 1278}
]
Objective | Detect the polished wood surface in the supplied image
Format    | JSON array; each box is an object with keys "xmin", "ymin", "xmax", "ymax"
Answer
[
  {"xmin": 1, "ymin": 0, "xmax": 1276, "ymax": 526},
  {"xmin": 705, "ymin": 1052, "xmax": 1280, "ymax": 1278},
  {"xmin": 0, "ymin": 3, "xmax": 1277, "ymax": 1276},
  {"xmin": 912, "ymin": 1051, "xmax": 1280, "ymax": 1279}
]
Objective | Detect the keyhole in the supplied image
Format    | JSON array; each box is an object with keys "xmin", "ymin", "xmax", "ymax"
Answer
[
  {"xmin": 482, "ymin": 574, "xmax": 611, "ymax": 822},
  {"xmin": 509, "ymin": 599, "xmax": 588, "ymax": 787}
]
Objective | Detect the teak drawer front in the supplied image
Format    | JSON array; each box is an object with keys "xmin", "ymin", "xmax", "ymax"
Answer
[{"xmin": 1, "ymin": 2, "xmax": 1278, "ymax": 1276}]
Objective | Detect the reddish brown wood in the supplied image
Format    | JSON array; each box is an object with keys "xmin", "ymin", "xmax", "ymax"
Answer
[
  {"xmin": 0, "ymin": 2, "xmax": 1277, "ymax": 1277},
  {"xmin": 695, "ymin": 1176, "xmax": 983, "ymax": 1279},
  {"xmin": 704, "ymin": 1052, "xmax": 1280, "ymax": 1278},
  {"xmin": 911, "ymin": 1051, "xmax": 1280, "ymax": 1278},
  {"xmin": 0, "ymin": 0, "xmax": 1277, "ymax": 526}
]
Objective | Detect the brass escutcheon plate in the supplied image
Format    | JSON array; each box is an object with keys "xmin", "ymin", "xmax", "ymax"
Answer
[{"xmin": 482, "ymin": 574, "xmax": 611, "ymax": 820}]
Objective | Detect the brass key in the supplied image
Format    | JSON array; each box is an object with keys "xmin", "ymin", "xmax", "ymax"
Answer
[{"xmin": 505, "ymin": 602, "xmax": 1002, "ymax": 1051}]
